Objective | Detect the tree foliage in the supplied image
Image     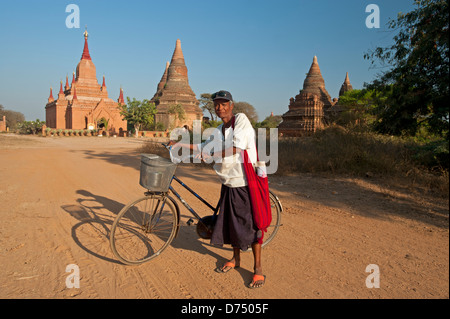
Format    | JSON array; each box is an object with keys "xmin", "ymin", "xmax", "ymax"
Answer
[
  {"xmin": 334, "ymin": 89, "xmax": 378, "ymax": 130},
  {"xmin": 17, "ymin": 119, "xmax": 45, "ymax": 135},
  {"xmin": 118, "ymin": 97, "xmax": 156, "ymax": 137},
  {"xmin": 0, "ymin": 104, "xmax": 25, "ymax": 130},
  {"xmin": 364, "ymin": 0, "xmax": 449, "ymax": 137},
  {"xmin": 168, "ymin": 104, "xmax": 186, "ymax": 123},
  {"xmin": 233, "ymin": 101, "xmax": 258, "ymax": 124},
  {"xmin": 255, "ymin": 114, "xmax": 283, "ymax": 129},
  {"xmin": 199, "ymin": 93, "xmax": 215, "ymax": 121}
]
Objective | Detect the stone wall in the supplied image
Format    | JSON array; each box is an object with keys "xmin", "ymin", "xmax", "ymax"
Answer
[{"xmin": 0, "ymin": 115, "xmax": 6, "ymax": 132}]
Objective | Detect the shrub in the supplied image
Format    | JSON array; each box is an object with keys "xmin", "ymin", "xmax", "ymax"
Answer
[
  {"xmin": 155, "ymin": 122, "xmax": 166, "ymax": 131},
  {"xmin": 274, "ymin": 125, "xmax": 448, "ymax": 196}
]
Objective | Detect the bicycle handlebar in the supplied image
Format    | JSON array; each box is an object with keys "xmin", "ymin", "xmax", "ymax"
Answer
[{"xmin": 161, "ymin": 142, "xmax": 196, "ymax": 163}]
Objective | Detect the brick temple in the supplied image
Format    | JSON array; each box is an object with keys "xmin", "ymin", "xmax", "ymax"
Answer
[
  {"xmin": 278, "ymin": 56, "xmax": 353, "ymax": 136},
  {"xmin": 339, "ymin": 72, "xmax": 353, "ymax": 97},
  {"xmin": 151, "ymin": 39, "xmax": 203, "ymax": 130},
  {"xmin": 45, "ymin": 30, "xmax": 127, "ymax": 135}
]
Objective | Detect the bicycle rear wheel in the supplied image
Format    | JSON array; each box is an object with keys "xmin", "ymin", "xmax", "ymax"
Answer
[
  {"xmin": 260, "ymin": 191, "xmax": 282, "ymax": 248},
  {"xmin": 110, "ymin": 194, "xmax": 178, "ymax": 265}
]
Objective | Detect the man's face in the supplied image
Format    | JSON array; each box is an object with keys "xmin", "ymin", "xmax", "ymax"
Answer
[{"xmin": 214, "ymin": 99, "xmax": 233, "ymax": 119}]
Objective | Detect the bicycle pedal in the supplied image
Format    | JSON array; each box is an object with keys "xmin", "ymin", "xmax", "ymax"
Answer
[{"xmin": 186, "ymin": 218, "xmax": 194, "ymax": 226}]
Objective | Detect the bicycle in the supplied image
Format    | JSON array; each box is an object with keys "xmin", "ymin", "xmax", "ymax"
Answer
[{"xmin": 110, "ymin": 144, "xmax": 283, "ymax": 265}]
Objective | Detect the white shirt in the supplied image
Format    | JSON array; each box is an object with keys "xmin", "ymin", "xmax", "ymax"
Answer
[{"xmin": 198, "ymin": 113, "xmax": 257, "ymax": 188}]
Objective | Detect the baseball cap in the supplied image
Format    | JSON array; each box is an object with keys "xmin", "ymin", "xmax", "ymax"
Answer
[{"xmin": 211, "ymin": 90, "xmax": 233, "ymax": 102}]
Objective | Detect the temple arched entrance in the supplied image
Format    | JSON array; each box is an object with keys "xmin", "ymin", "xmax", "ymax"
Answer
[{"xmin": 97, "ymin": 117, "xmax": 106, "ymax": 130}]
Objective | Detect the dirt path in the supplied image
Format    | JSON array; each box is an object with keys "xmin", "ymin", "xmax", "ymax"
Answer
[{"xmin": 0, "ymin": 134, "xmax": 448, "ymax": 299}]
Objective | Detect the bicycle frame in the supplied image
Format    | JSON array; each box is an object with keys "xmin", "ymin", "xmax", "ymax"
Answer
[{"xmin": 168, "ymin": 175, "xmax": 220, "ymax": 222}]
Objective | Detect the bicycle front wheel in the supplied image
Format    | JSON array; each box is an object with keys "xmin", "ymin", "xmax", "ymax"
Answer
[{"xmin": 110, "ymin": 194, "xmax": 178, "ymax": 265}]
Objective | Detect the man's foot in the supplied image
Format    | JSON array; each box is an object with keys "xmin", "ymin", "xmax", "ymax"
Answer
[
  {"xmin": 215, "ymin": 260, "xmax": 240, "ymax": 273},
  {"xmin": 247, "ymin": 274, "xmax": 266, "ymax": 289}
]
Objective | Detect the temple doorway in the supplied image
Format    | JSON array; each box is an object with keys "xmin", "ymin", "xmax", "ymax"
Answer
[{"xmin": 97, "ymin": 117, "xmax": 106, "ymax": 130}]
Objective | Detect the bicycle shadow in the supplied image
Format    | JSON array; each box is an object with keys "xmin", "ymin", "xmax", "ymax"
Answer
[
  {"xmin": 61, "ymin": 189, "xmax": 125, "ymax": 264},
  {"xmin": 62, "ymin": 190, "xmax": 225, "ymax": 267}
]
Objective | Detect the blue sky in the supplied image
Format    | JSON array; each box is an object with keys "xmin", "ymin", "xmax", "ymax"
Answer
[{"xmin": 0, "ymin": 0, "xmax": 415, "ymax": 121}]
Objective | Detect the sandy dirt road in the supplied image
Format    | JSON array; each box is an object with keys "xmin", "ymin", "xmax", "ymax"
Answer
[{"xmin": 0, "ymin": 134, "xmax": 448, "ymax": 299}]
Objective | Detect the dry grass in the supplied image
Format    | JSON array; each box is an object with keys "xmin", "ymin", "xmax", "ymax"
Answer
[
  {"xmin": 275, "ymin": 126, "xmax": 449, "ymax": 197},
  {"xmin": 138, "ymin": 140, "xmax": 170, "ymax": 158}
]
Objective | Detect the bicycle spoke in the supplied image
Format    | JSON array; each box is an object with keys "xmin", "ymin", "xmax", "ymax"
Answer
[{"xmin": 110, "ymin": 195, "xmax": 178, "ymax": 265}]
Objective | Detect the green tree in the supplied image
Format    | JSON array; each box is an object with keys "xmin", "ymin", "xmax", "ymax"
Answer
[
  {"xmin": 334, "ymin": 89, "xmax": 378, "ymax": 130},
  {"xmin": 364, "ymin": 0, "xmax": 449, "ymax": 137},
  {"xmin": 199, "ymin": 93, "xmax": 216, "ymax": 121},
  {"xmin": 202, "ymin": 119, "xmax": 222, "ymax": 130},
  {"xmin": 17, "ymin": 119, "xmax": 45, "ymax": 135},
  {"xmin": 233, "ymin": 101, "xmax": 258, "ymax": 124},
  {"xmin": 0, "ymin": 104, "xmax": 25, "ymax": 131},
  {"xmin": 99, "ymin": 117, "xmax": 110, "ymax": 132},
  {"xmin": 256, "ymin": 114, "xmax": 283, "ymax": 129},
  {"xmin": 119, "ymin": 97, "xmax": 156, "ymax": 137}
]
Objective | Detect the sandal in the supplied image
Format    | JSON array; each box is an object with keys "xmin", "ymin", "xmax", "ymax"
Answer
[
  {"xmin": 247, "ymin": 274, "xmax": 266, "ymax": 289},
  {"xmin": 215, "ymin": 261, "xmax": 239, "ymax": 273}
]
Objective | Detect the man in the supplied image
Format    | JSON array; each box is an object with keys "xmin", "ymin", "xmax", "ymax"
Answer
[{"xmin": 168, "ymin": 90, "xmax": 265, "ymax": 289}]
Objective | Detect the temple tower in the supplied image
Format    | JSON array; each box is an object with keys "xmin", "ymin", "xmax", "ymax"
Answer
[
  {"xmin": 45, "ymin": 30, "xmax": 127, "ymax": 135},
  {"xmin": 278, "ymin": 56, "xmax": 331, "ymax": 136},
  {"xmin": 302, "ymin": 56, "xmax": 332, "ymax": 108},
  {"xmin": 278, "ymin": 92, "xmax": 325, "ymax": 136},
  {"xmin": 156, "ymin": 61, "xmax": 170, "ymax": 93},
  {"xmin": 339, "ymin": 72, "xmax": 353, "ymax": 97},
  {"xmin": 151, "ymin": 39, "xmax": 202, "ymax": 130}
]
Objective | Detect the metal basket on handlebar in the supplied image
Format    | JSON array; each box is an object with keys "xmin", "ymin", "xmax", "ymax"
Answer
[{"xmin": 139, "ymin": 154, "xmax": 177, "ymax": 192}]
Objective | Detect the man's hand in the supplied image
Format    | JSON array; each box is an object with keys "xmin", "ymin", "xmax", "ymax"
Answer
[
  {"xmin": 167, "ymin": 140, "xmax": 178, "ymax": 147},
  {"xmin": 194, "ymin": 151, "xmax": 212, "ymax": 163}
]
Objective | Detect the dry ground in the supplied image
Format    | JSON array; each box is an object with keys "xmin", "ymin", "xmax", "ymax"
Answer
[{"xmin": 0, "ymin": 133, "xmax": 448, "ymax": 299}]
